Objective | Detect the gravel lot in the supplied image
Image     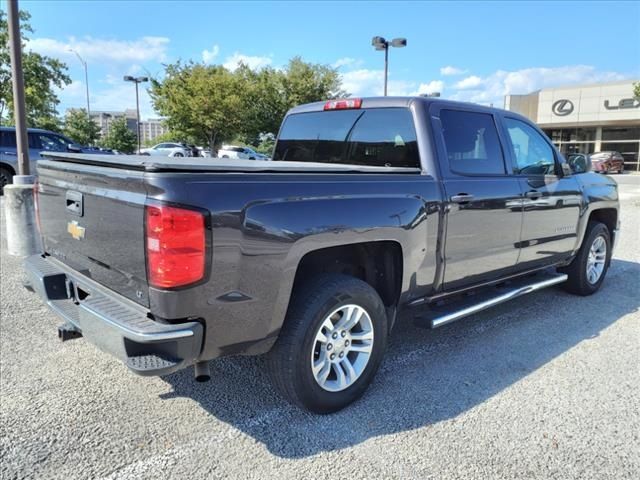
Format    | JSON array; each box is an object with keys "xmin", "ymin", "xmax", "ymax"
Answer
[{"xmin": 1, "ymin": 176, "xmax": 639, "ymax": 480}]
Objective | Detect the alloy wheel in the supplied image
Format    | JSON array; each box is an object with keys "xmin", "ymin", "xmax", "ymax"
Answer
[
  {"xmin": 586, "ymin": 235, "xmax": 607, "ymax": 284},
  {"xmin": 310, "ymin": 304, "xmax": 374, "ymax": 392}
]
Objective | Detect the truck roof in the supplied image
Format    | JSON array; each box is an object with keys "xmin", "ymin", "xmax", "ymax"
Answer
[{"xmin": 287, "ymin": 96, "xmax": 508, "ymax": 115}]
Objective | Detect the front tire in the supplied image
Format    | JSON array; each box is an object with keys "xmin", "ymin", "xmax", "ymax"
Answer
[
  {"xmin": 560, "ymin": 221, "xmax": 611, "ymax": 295},
  {"xmin": 267, "ymin": 274, "xmax": 388, "ymax": 413}
]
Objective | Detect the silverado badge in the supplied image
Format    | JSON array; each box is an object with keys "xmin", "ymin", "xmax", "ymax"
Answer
[{"xmin": 67, "ymin": 221, "xmax": 86, "ymax": 240}]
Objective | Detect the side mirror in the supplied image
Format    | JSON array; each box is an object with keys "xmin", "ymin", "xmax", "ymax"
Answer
[
  {"xmin": 566, "ymin": 155, "xmax": 590, "ymax": 174},
  {"xmin": 67, "ymin": 143, "xmax": 83, "ymax": 153}
]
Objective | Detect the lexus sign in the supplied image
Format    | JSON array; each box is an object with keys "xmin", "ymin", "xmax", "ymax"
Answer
[
  {"xmin": 552, "ymin": 99, "xmax": 574, "ymax": 116},
  {"xmin": 552, "ymin": 97, "xmax": 640, "ymax": 116}
]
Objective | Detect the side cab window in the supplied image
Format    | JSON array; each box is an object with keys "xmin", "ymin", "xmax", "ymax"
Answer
[
  {"xmin": 438, "ymin": 109, "xmax": 506, "ymax": 175},
  {"xmin": 503, "ymin": 117, "xmax": 558, "ymax": 175}
]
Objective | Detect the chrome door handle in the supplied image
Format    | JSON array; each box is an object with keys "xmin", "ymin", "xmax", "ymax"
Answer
[
  {"xmin": 450, "ymin": 194, "xmax": 474, "ymax": 204},
  {"xmin": 525, "ymin": 190, "xmax": 541, "ymax": 199}
]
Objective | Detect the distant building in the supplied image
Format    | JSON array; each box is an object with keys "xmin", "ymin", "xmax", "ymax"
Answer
[
  {"xmin": 504, "ymin": 80, "xmax": 640, "ymax": 171},
  {"xmin": 71, "ymin": 110, "xmax": 170, "ymax": 144},
  {"xmin": 87, "ymin": 109, "xmax": 138, "ymax": 138},
  {"xmin": 140, "ymin": 118, "xmax": 170, "ymax": 144}
]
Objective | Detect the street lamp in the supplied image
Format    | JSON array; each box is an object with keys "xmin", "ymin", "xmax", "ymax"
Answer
[
  {"xmin": 68, "ymin": 49, "xmax": 90, "ymax": 116},
  {"xmin": 371, "ymin": 36, "xmax": 407, "ymax": 96},
  {"xmin": 123, "ymin": 75, "xmax": 149, "ymax": 154}
]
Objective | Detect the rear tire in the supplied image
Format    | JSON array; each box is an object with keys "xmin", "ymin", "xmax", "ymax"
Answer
[
  {"xmin": 560, "ymin": 221, "xmax": 611, "ymax": 296},
  {"xmin": 0, "ymin": 166, "xmax": 13, "ymax": 195},
  {"xmin": 267, "ymin": 274, "xmax": 388, "ymax": 413}
]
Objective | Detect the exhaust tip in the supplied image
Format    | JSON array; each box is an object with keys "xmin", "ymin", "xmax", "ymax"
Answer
[{"xmin": 194, "ymin": 361, "xmax": 210, "ymax": 382}]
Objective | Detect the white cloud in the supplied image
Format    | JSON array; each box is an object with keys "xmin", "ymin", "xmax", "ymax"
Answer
[
  {"xmin": 448, "ymin": 65, "xmax": 629, "ymax": 107},
  {"xmin": 27, "ymin": 36, "xmax": 170, "ymax": 63},
  {"xmin": 340, "ymin": 69, "xmax": 384, "ymax": 96},
  {"xmin": 223, "ymin": 52, "xmax": 272, "ymax": 71},
  {"xmin": 440, "ymin": 66, "xmax": 466, "ymax": 76},
  {"xmin": 57, "ymin": 80, "xmax": 155, "ymax": 120},
  {"xmin": 417, "ymin": 80, "xmax": 445, "ymax": 95},
  {"xmin": 454, "ymin": 75, "xmax": 483, "ymax": 89},
  {"xmin": 202, "ymin": 44, "xmax": 220, "ymax": 64},
  {"xmin": 340, "ymin": 68, "xmax": 420, "ymax": 97},
  {"xmin": 332, "ymin": 57, "xmax": 363, "ymax": 69}
]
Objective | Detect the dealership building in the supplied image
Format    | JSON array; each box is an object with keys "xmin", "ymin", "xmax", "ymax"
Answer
[{"xmin": 504, "ymin": 80, "xmax": 640, "ymax": 171}]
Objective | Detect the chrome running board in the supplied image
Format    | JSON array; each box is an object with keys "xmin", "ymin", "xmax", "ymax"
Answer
[{"xmin": 427, "ymin": 273, "xmax": 568, "ymax": 329}]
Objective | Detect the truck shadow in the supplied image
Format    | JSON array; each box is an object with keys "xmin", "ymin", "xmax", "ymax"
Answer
[{"xmin": 160, "ymin": 258, "xmax": 639, "ymax": 459}]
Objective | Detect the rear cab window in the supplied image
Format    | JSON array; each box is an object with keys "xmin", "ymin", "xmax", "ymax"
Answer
[{"xmin": 273, "ymin": 107, "xmax": 420, "ymax": 168}]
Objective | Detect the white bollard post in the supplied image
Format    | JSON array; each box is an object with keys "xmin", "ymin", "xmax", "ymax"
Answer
[{"xmin": 4, "ymin": 175, "xmax": 42, "ymax": 257}]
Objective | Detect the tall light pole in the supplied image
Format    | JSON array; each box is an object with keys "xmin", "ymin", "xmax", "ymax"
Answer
[
  {"xmin": 69, "ymin": 49, "xmax": 90, "ymax": 116},
  {"xmin": 371, "ymin": 36, "xmax": 407, "ymax": 96},
  {"xmin": 123, "ymin": 75, "xmax": 149, "ymax": 153},
  {"xmin": 5, "ymin": 0, "xmax": 42, "ymax": 258}
]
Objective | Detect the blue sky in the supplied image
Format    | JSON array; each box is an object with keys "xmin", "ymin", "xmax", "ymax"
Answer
[{"xmin": 19, "ymin": 0, "xmax": 640, "ymax": 119}]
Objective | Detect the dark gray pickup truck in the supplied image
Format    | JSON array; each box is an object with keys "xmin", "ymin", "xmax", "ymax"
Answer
[{"xmin": 24, "ymin": 97, "xmax": 620, "ymax": 413}]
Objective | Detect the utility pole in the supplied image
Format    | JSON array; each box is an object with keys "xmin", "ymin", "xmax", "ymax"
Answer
[
  {"xmin": 5, "ymin": 0, "xmax": 42, "ymax": 257},
  {"xmin": 124, "ymin": 76, "xmax": 149, "ymax": 153},
  {"xmin": 8, "ymin": 0, "xmax": 29, "ymax": 176}
]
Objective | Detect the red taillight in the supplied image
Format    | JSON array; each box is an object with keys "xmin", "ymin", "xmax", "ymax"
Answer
[
  {"xmin": 323, "ymin": 98, "xmax": 362, "ymax": 110},
  {"xmin": 145, "ymin": 204, "xmax": 206, "ymax": 289}
]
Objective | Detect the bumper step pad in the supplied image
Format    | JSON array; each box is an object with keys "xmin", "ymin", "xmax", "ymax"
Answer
[{"xmin": 126, "ymin": 354, "xmax": 181, "ymax": 374}]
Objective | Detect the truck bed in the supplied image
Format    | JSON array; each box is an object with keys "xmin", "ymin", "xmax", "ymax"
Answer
[{"xmin": 43, "ymin": 152, "xmax": 422, "ymax": 174}]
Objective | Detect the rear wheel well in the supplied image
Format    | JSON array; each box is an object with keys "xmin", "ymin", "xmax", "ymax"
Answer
[
  {"xmin": 589, "ymin": 208, "xmax": 617, "ymax": 237},
  {"xmin": 0, "ymin": 163, "xmax": 16, "ymax": 176},
  {"xmin": 293, "ymin": 242, "xmax": 403, "ymax": 309}
]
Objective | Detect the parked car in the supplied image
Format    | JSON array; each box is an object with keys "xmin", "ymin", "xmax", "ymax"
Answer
[
  {"xmin": 139, "ymin": 142, "xmax": 192, "ymax": 157},
  {"xmin": 589, "ymin": 151, "xmax": 625, "ymax": 174},
  {"xmin": 0, "ymin": 126, "xmax": 111, "ymax": 193},
  {"xmin": 25, "ymin": 97, "xmax": 619, "ymax": 413},
  {"xmin": 179, "ymin": 143, "xmax": 200, "ymax": 158},
  {"xmin": 218, "ymin": 145, "xmax": 269, "ymax": 160}
]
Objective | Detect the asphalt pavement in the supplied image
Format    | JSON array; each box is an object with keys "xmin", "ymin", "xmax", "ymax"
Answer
[{"xmin": 1, "ymin": 175, "xmax": 639, "ymax": 479}]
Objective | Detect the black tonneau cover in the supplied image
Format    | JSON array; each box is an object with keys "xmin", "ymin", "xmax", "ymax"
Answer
[{"xmin": 42, "ymin": 152, "xmax": 421, "ymax": 174}]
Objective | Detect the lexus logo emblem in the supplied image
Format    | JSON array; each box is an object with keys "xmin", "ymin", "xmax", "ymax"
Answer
[{"xmin": 552, "ymin": 99, "xmax": 574, "ymax": 116}]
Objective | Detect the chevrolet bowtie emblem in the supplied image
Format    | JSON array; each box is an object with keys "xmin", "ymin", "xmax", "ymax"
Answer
[{"xmin": 67, "ymin": 221, "xmax": 86, "ymax": 240}]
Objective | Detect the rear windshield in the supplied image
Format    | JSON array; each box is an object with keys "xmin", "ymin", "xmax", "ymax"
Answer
[{"xmin": 273, "ymin": 108, "xmax": 420, "ymax": 168}]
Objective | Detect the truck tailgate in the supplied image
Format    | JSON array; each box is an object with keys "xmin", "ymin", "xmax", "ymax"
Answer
[{"xmin": 36, "ymin": 160, "xmax": 150, "ymax": 307}]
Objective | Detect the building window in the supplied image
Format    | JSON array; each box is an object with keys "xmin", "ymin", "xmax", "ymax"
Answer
[
  {"xmin": 559, "ymin": 143, "xmax": 595, "ymax": 156},
  {"xmin": 602, "ymin": 127, "xmax": 640, "ymax": 142},
  {"xmin": 575, "ymin": 128, "xmax": 596, "ymax": 142},
  {"xmin": 544, "ymin": 128, "xmax": 596, "ymax": 143}
]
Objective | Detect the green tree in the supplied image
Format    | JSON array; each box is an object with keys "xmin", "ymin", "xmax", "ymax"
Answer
[
  {"xmin": 150, "ymin": 57, "xmax": 346, "ymax": 150},
  {"xmin": 100, "ymin": 118, "xmax": 137, "ymax": 153},
  {"xmin": 149, "ymin": 62, "xmax": 245, "ymax": 151},
  {"xmin": 237, "ymin": 57, "xmax": 346, "ymax": 140},
  {"xmin": 0, "ymin": 10, "xmax": 71, "ymax": 127},
  {"xmin": 64, "ymin": 109, "xmax": 101, "ymax": 145},
  {"xmin": 143, "ymin": 131, "xmax": 177, "ymax": 147},
  {"xmin": 282, "ymin": 56, "xmax": 346, "ymax": 108},
  {"xmin": 633, "ymin": 82, "xmax": 640, "ymax": 99}
]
